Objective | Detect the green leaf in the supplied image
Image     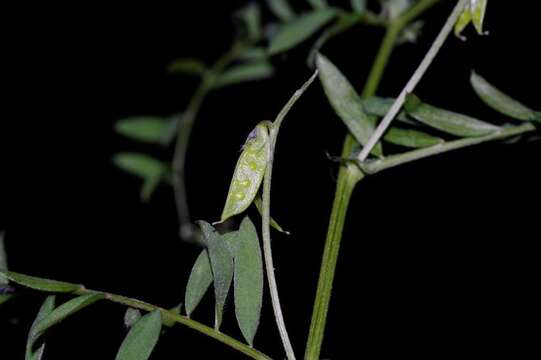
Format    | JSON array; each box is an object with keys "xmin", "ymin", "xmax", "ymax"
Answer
[
  {"xmin": 237, "ymin": 3, "xmax": 262, "ymax": 41},
  {"xmin": 307, "ymin": 0, "xmax": 328, "ymax": 10},
  {"xmin": 0, "ymin": 233, "xmax": 7, "ymax": 287},
  {"xmin": 32, "ymin": 294, "xmax": 103, "ymax": 338},
  {"xmin": 184, "ymin": 232, "xmax": 239, "ymax": 318},
  {"xmin": 233, "ymin": 217, "xmax": 264, "ymax": 346},
  {"xmin": 213, "ymin": 62, "xmax": 274, "ymax": 89},
  {"xmin": 266, "ymin": 0, "xmax": 295, "ymax": 21},
  {"xmin": 1, "ymin": 270, "xmax": 83, "ymax": 293},
  {"xmin": 471, "ymin": 71, "xmax": 540, "ymax": 123},
  {"xmin": 316, "ymin": 54, "xmax": 383, "ymax": 157},
  {"xmin": 383, "ymin": 127, "xmax": 444, "ymax": 148},
  {"xmin": 115, "ymin": 310, "xmax": 162, "ymax": 360},
  {"xmin": 184, "ymin": 249, "xmax": 213, "ymax": 317},
  {"xmin": 113, "ymin": 153, "xmax": 166, "ymax": 180},
  {"xmin": 124, "ymin": 308, "xmax": 142, "ymax": 329},
  {"xmin": 26, "ymin": 296, "xmax": 56, "ymax": 360},
  {"xmin": 361, "ymin": 97, "xmax": 416, "ymax": 125},
  {"xmin": 404, "ymin": 94, "xmax": 500, "ymax": 137},
  {"xmin": 115, "ymin": 117, "xmax": 169, "ymax": 144},
  {"xmin": 168, "ymin": 58, "xmax": 206, "ymax": 76},
  {"xmin": 197, "ymin": 221, "xmax": 234, "ymax": 330},
  {"xmin": 113, "ymin": 153, "xmax": 167, "ymax": 201},
  {"xmin": 268, "ymin": 10, "xmax": 337, "ymax": 55},
  {"xmin": 351, "ymin": 0, "xmax": 366, "ymax": 14},
  {"xmin": 254, "ymin": 196, "xmax": 289, "ymax": 235},
  {"xmin": 238, "ymin": 47, "xmax": 268, "ymax": 62}
]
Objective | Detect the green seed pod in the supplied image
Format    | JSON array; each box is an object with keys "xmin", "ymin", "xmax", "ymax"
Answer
[
  {"xmin": 220, "ymin": 122, "xmax": 269, "ymax": 222},
  {"xmin": 471, "ymin": 0, "xmax": 488, "ymax": 35},
  {"xmin": 455, "ymin": 0, "xmax": 488, "ymax": 39}
]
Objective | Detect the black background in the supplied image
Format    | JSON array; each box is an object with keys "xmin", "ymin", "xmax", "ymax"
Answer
[{"xmin": 1, "ymin": 1, "xmax": 540, "ymax": 359}]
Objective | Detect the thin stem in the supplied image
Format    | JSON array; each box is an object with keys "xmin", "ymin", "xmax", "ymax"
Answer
[
  {"xmin": 358, "ymin": 123, "xmax": 537, "ymax": 174},
  {"xmin": 362, "ymin": 0, "xmax": 442, "ymax": 98},
  {"xmin": 172, "ymin": 42, "xmax": 246, "ymax": 241},
  {"xmin": 304, "ymin": 2, "xmax": 442, "ymax": 359},
  {"xmin": 69, "ymin": 288, "xmax": 272, "ymax": 360},
  {"xmin": 357, "ymin": 0, "xmax": 468, "ymax": 162},
  {"xmin": 261, "ymin": 71, "xmax": 318, "ymax": 360}
]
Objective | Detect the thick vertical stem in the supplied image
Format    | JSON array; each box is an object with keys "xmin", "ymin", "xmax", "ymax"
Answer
[
  {"xmin": 304, "ymin": 163, "xmax": 363, "ymax": 360},
  {"xmin": 304, "ymin": 1, "xmax": 444, "ymax": 358}
]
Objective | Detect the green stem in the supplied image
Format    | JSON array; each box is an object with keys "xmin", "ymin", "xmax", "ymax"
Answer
[
  {"xmin": 358, "ymin": 123, "xmax": 537, "ymax": 174},
  {"xmin": 357, "ymin": 0, "xmax": 467, "ymax": 162},
  {"xmin": 71, "ymin": 288, "xmax": 272, "ymax": 360},
  {"xmin": 304, "ymin": 1, "xmax": 442, "ymax": 359},
  {"xmin": 172, "ymin": 42, "xmax": 246, "ymax": 241},
  {"xmin": 261, "ymin": 72, "xmax": 319, "ymax": 360},
  {"xmin": 362, "ymin": 0, "xmax": 442, "ymax": 98}
]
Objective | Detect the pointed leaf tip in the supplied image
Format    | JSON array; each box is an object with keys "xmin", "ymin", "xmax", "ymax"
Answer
[
  {"xmin": 316, "ymin": 53, "xmax": 383, "ymax": 157},
  {"xmin": 115, "ymin": 310, "xmax": 162, "ymax": 360},
  {"xmin": 471, "ymin": 71, "xmax": 539, "ymax": 122}
]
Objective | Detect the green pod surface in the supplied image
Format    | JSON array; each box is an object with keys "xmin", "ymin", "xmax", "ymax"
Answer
[
  {"xmin": 220, "ymin": 123, "xmax": 269, "ymax": 222},
  {"xmin": 471, "ymin": 71, "xmax": 540, "ymax": 123},
  {"xmin": 471, "ymin": 0, "xmax": 488, "ymax": 35},
  {"xmin": 404, "ymin": 94, "xmax": 500, "ymax": 137}
]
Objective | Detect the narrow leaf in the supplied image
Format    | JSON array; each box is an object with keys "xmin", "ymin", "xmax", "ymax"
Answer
[
  {"xmin": 266, "ymin": 0, "xmax": 295, "ymax": 21},
  {"xmin": 362, "ymin": 97, "xmax": 416, "ymax": 125},
  {"xmin": 213, "ymin": 62, "xmax": 274, "ymax": 89},
  {"xmin": 316, "ymin": 54, "xmax": 383, "ymax": 157},
  {"xmin": 26, "ymin": 296, "xmax": 56, "ymax": 360},
  {"xmin": 1, "ymin": 270, "xmax": 83, "ymax": 293},
  {"xmin": 268, "ymin": 10, "xmax": 337, "ymax": 55},
  {"xmin": 124, "ymin": 308, "xmax": 142, "ymax": 329},
  {"xmin": 113, "ymin": 153, "xmax": 166, "ymax": 180},
  {"xmin": 32, "ymin": 294, "xmax": 103, "ymax": 336},
  {"xmin": 254, "ymin": 196, "xmax": 289, "ymax": 235},
  {"xmin": 115, "ymin": 117, "xmax": 169, "ymax": 144},
  {"xmin": 113, "ymin": 154, "xmax": 164, "ymax": 181},
  {"xmin": 471, "ymin": 71, "xmax": 540, "ymax": 123},
  {"xmin": 115, "ymin": 310, "xmax": 162, "ymax": 360},
  {"xmin": 197, "ymin": 221, "xmax": 234, "ymax": 330},
  {"xmin": 184, "ymin": 250, "xmax": 213, "ymax": 317},
  {"xmin": 307, "ymin": 0, "xmax": 328, "ymax": 10},
  {"xmin": 233, "ymin": 217, "xmax": 264, "ymax": 346},
  {"xmin": 238, "ymin": 47, "xmax": 268, "ymax": 62},
  {"xmin": 384, "ymin": 127, "xmax": 444, "ymax": 148},
  {"xmin": 168, "ymin": 58, "xmax": 206, "ymax": 76},
  {"xmin": 404, "ymin": 94, "xmax": 500, "ymax": 137}
]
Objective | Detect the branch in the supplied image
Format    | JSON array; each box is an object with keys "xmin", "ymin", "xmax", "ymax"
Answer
[
  {"xmin": 357, "ymin": 0, "xmax": 469, "ymax": 162},
  {"xmin": 357, "ymin": 123, "xmax": 537, "ymax": 174},
  {"xmin": 261, "ymin": 71, "xmax": 318, "ymax": 360}
]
